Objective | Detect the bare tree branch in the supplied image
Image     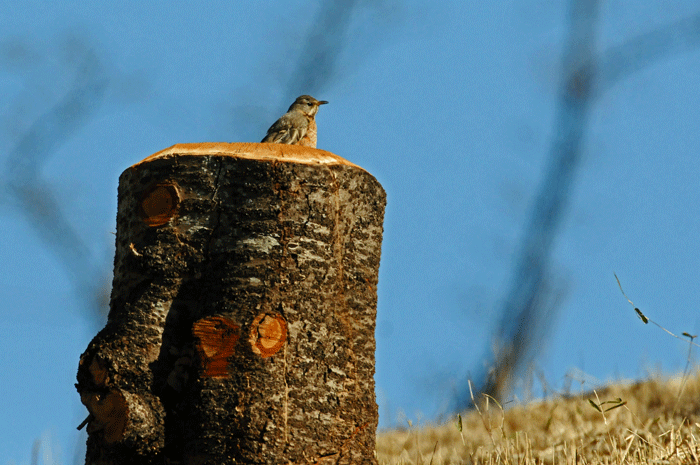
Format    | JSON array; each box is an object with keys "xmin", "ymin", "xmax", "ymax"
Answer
[
  {"xmin": 458, "ymin": 3, "xmax": 700, "ymax": 410},
  {"xmin": 229, "ymin": 0, "xmax": 399, "ymax": 142},
  {"xmin": 284, "ymin": 0, "xmax": 360, "ymax": 97},
  {"xmin": 598, "ymin": 11, "xmax": 700, "ymax": 94},
  {"xmin": 455, "ymin": 0, "xmax": 599, "ymax": 409},
  {"xmin": 2, "ymin": 38, "xmax": 109, "ymax": 318}
]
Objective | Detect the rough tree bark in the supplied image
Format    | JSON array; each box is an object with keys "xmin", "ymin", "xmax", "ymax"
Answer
[{"xmin": 76, "ymin": 143, "xmax": 386, "ymax": 465}]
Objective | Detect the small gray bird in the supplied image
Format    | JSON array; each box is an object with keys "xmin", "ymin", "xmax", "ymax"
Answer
[{"xmin": 261, "ymin": 95, "xmax": 328, "ymax": 148}]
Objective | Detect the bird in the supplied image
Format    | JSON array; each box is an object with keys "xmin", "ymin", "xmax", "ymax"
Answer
[{"xmin": 261, "ymin": 95, "xmax": 328, "ymax": 148}]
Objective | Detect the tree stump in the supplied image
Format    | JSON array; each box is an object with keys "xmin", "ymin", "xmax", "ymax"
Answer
[{"xmin": 76, "ymin": 143, "xmax": 386, "ymax": 465}]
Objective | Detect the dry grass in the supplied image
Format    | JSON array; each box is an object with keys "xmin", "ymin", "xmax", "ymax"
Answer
[{"xmin": 377, "ymin": 372, "xmax": 700, "ymax": 464}]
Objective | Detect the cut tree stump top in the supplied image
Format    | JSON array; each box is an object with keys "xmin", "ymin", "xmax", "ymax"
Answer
[{"xmin": 133, "ymin": 142, "xmax": 363, "ymax": 170}]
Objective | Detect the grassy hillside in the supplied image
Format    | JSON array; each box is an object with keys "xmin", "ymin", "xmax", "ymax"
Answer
[{"xmin": 377, "ymin": 373, "xmax": 700, "ymax": 464}]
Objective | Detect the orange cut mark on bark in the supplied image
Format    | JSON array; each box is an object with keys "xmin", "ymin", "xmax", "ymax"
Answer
[
  {"xmin": 139, "ymin": 182, "xmax": 180, "ymax": 227},
  {"xmin": 249, "ymin": 313, "xmax": 287, "ymax": 358},
  {"xmin": 80, "ymin": 389, "xmax": 128, "ymax": 444},
  {"xmin": 193, "ymin": 316, "xmax": 240, "ymax": 378},
  {"xmin": 89, "ymin": 358, "xmax": 109, "ymax": 386}
]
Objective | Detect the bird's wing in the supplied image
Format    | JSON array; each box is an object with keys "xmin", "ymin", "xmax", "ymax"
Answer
[{"xmin": 261, "ymin": 112, "xmax": 308, "ymax": 144}]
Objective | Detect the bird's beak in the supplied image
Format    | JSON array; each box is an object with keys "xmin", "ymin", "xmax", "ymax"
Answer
[{"xmin": 318, "ymin": 100, "xmax": 329, "ymax": 105}]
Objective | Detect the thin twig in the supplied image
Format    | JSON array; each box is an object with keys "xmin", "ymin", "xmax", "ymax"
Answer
[
  {"xmin": 614, "ymin": 273, "xmax": 700, "ymax": 348},
  {"xmin": 614, "ymin": 273, "xmax": 698, "ymax": 414}
]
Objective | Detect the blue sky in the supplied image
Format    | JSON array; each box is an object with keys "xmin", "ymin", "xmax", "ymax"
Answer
[{"xmin": 1, "ymin": 1, "xmax": 699, "ymax": 463}]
